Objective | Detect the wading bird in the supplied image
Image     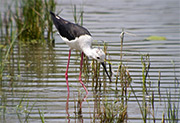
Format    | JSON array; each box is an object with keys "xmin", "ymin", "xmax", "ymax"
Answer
[{"xmin": 50, "ymin": 11, "xmax": 111, "ymax": 94}]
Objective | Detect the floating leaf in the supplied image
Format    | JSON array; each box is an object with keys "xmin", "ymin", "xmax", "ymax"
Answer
[{"xmin": 145, "ymin": 36, "xmax": 167, "ymax": 41}]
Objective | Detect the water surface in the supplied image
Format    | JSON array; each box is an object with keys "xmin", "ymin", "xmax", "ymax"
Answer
[{"xmin": 1, "ymin": 0, "xmax": 180, "ymax": 122}]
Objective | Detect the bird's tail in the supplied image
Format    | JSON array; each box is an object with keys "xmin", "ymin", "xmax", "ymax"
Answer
[
  {"xmin": 50, "ymin": 11, "xmax": 55, "ymax": 17},
  {"xmin": 50, "ymin": 11, "xmax": 68, "ymax": 27}
]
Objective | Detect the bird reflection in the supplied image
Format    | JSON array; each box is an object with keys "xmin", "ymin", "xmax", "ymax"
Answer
[{"xmin": 66, "ymin": 92, "xmax": 87, "ymax": 122}]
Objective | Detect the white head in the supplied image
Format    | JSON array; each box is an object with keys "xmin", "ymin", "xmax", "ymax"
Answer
[
  {"xmin": 90, "ymin": 48, "xmax": 105, "ymax": 63},
  {"xmin": 86, "ymin": 48, "xmax": 112, "ymax": 82}
]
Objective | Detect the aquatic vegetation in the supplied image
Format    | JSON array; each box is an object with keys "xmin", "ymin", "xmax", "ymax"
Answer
[
  {"xmin": 38, "ymin": 109, "xmax": 45, "ymax": 123},
  {"xmin": 97, "ymin": 63, "xmax": 131, "ymax": 122},
  {"xmin": 0, "ymin": 1, "xmax": 179, "ymax": 123},
  {"xmin": 14, "ymin": 0, "xmax": 56, "ymax": 44},
  {"xmin": 0, "ymin": 0, "xmax": 56, "ymax": 89},
  {"xmin": 166, "ymin": 91, "xmax": 179, "ymax": 123},
  {"xmin": 0, "ymin": 18, "xmax": 24, "ymax": 82},
  {"xmin": 141, "ymin": 54, "xmax": 150, "ymax": 122},
  {"xmin": 0, "ymin": 0, "xmax": 56, "ymax": 44},
  {"xmin": 91, "ymin": 31, "xmax": 131, "ymax": 122},
  {"xmin": 145, "ymin": 35, "xmax": 167, "ymax": 41},
  {"xmin": 100, "ymin": 98, "xmax": 127, "ymax": 122},
  {"xmin": 73, "ymin": 5, "xmax": 84, "ymax": 25}
]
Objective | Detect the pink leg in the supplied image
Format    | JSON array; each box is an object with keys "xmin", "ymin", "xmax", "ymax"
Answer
[
  {"xmin": 66, "ymin": 93, "xmax": 70, "ymax": 122},
  {"xmin": 65, "ymin": 50, "xmax": 71, "ymax": 94},
  {"xmin": 79, "ymin": 52, "xmax": 88, "ymax": 94}
]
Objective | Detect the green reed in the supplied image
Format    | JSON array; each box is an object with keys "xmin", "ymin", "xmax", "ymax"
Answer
[
  {"xmin": 73, "ymin": 5, "xmax": 84, "ymax": 26},
  {"xmin": 165, "ymin": 72, "xmax": 179, "ymax": 123},
  {"xmin": 120, "ymin": 31, "xmax": 159, "ymax": 122},
  {"xmin": 0, "ymin": 13, "xmax": 3, "ymax": 81},
  {"xmin": 1, "ymin": 94, "xmax": 7, "ymax": 121},
  {"xmin": 0, "ymin": 24, "xmax": 25, "ymax": 82},
  {"xmin": 0, "ymin": 13, "xmax": 3, "ymax": 41},
  {"xmin": 166, "ymin": 91, "xmax": 179, "ymax": 123},
  {"xmin": 44, "ymin": 0, "xmax": 56, "ymax": 43},
  {"xmin": 100, "ymin": 92, "xmax": 130, "ymax": 122},
  {"xmin": 92, "ymin": 88, "xmax": 129, "ymax": 122},
  {"xmin": 0, "ymin": 9, "xmax": 18, "ymax": 81},
  {"xmin": 16, "ymin": 95, "xmax": 37, "ymax": 123},
  {"xmin": 130, "ymin": 53, "xmax": 180, "ymax": 123},
  {"xmin": 100, "ymin": 97, "xmax": 128, "ymax": 122},
  {"xmin": 38, "ymin": 109, "xmax": 45, "ymax": 123},
  {"xmin": 0, "ymin": 0, "xmax": 56, "ymax": 81},
  {"xmin": 0, "ymin": 94, "xmax": 40, "ymax": 123},
  {"xmin": 141, "ymin": 54, "xmax": 150, "ymax": 122},
  {"xmin": 93, "ymin": 31, "xmax": 131, "ymax": 122},
  {"xmin": 14, "ymin": 0, "xmax": 56, "ymax": 44},
  {"xmin": 0, "ymin": 6, "xmax": 11, "ymax": 80}
]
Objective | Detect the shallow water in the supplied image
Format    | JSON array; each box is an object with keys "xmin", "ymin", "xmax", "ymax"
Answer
[{"xmin": 1, "ymin": 0, "xmax": 180, "ymax": 122}]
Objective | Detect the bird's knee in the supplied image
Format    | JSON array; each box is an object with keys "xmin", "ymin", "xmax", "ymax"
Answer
[{"xmin": 65, "ymin": 73, "xmax": 68, "ymax": 78}]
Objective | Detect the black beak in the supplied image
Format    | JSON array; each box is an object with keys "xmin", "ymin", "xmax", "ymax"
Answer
[{"xmin": 101, "ymin": 62, "xmax": 112, "ymax": 82}]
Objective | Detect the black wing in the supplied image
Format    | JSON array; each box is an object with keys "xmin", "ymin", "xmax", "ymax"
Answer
[{"xmin": 50, "ymin": 11, "xmax": 91, "ymax": 41}]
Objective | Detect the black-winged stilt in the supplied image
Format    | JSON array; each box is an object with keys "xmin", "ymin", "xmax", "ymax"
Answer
[{"xmin": 50, "ymin": 11, "xmax": 111, "ymax": 94}]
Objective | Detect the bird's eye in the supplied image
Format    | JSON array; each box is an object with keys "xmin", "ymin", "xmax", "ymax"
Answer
[{"xmin": 97, "ymin": 57, "xmax": 100, "ymax": 59}]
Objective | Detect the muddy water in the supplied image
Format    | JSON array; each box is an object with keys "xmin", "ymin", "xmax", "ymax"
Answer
[{"xmin": 1, "ymin": 0, "xmax": 180, "ymax": 122}]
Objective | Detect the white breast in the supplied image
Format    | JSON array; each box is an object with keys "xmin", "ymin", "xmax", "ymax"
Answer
[{"xmin": 60, "ymin": 34, "xmax": 93, "ymax": 51}]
